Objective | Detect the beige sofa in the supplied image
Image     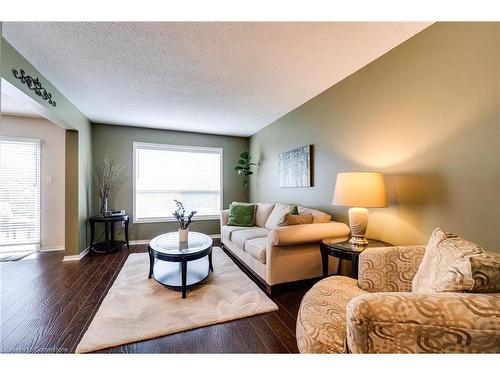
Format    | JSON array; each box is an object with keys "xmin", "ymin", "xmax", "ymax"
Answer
[
  {"xmin": 296, "ymin": 229, "xmax": 500, "ymax": 353},
  {"xmin": 220, "ymin": 203, "xmax": 350, "ymax": 295}
]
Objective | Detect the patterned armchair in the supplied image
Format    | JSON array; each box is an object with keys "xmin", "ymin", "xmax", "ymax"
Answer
[{"xmin": 296, "ymin": 245, "xmax": 500, "ymax": 353}]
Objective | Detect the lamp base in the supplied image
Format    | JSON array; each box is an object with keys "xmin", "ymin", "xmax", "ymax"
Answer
[
  {"xmin": 349, "ymin": 236, "xmax": 369, "ymax": 246},
  {"xmin": 348, "ymin": 207, "xmax": 369, "ymax": 246}
]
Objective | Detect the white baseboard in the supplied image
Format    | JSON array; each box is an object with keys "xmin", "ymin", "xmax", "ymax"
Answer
[
  {"xmin": 129, "ymin": 239, "xmax": 151, "ymax": 245},
  {"xmin": 63, "ymin": 247, "xmax": 89, "ymax": 261},
  {"xmin": 40, "ymin": 245, "xmax": 65, "ymax": 252}
]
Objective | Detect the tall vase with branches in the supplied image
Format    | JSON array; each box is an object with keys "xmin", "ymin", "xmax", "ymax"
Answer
[
  {"xmin": 93, "ymin": 154, "xmax": 126, "ymax": 215},
  {"xmin": 235, "ymin": 151, "xmax": 256, "ymax": 190}
]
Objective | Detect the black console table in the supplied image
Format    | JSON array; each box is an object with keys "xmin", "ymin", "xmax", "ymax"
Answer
[{"xmin": 89, "ymin": 215, "xmax": 130, "ymax": 254}]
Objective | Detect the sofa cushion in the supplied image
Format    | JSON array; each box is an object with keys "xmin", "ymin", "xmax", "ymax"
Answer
[
  {"xmin": 228, "ymin": 202, "xmax": 256, "ymax": 226},
  {"xmin": 298, "ymin": 206, "xmax": 331, "ymax": 223},
  {"xmin": 244, "ymin": 237, "xmax": 267, "ymax": 264},
  {"xmin": 284, "ymin": 213, "xmax": 314, "ymax": 226},
  {"xmin": 412, "ymin": 227, "xmax": 500, "ymax": 293},
  {"xmin": 265, "ymin": 203, "xmax": 294, "ymax": 229},
  {"xmin": 255, "ymin": 203, "xmax": 275, "ymax": 228},
  {"xmin": 296, "ymin": 276, "xmax": 367, "ymax": 353},
  {"xmin": 231, "ymin": 227, "xmax": 270, "ymax": 249},
  {"xmin": 221, "ymin": 225, "xmax": 252, "ymax": 240}
]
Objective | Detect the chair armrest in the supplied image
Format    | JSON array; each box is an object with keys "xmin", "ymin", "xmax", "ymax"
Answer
[
  {"xmin": 346, "ymin": 292, "xmax": 500, "ymax": 353},
  {"xmin": 268, "ymin": 222, "xmax": 349, "ymax": 247},
  {"xmin": 358, "ymin": 245, "xmax": 426, "ymax": 292},
  {"xmin": 220, "ymin": 209, "xmax": 229, "ymax": 226}
]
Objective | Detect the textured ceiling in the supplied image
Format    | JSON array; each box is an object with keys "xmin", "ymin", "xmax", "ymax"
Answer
[
  {"xmin": 1, "ymin": 80, "xmax": 42, "ymax": 118},
  {"xmin": 3, "ymin": 22, "xmax": 431, "ymax": 136}
]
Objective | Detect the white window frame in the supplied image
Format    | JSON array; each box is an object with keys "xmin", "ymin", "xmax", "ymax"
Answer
[
  {"xmin": 132, "ymin": 142, "xmax": 223, "ymax": 224},
  {"xmin": 0, "ymin": 136, "xmax": 42, "ymax": 251}
]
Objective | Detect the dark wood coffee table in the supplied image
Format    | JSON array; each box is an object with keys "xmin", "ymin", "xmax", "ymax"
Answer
[{"xmin": 148, "ymin": 231, "xmax": 213, "ymax": 298}]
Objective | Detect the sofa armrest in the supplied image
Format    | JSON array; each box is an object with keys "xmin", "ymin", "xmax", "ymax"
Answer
[
  {"xmin": 220, "ymin": 209, "xmax": 229, "ymax": 226},
  {"xmin": 346, "ymin": 292, "xmax": 500, "ymax": 353},
  {"xmin": 268, "ymin": 222, "xmax": 349, "ymax": 247},
  {"xmin": 358, "ymin": 245, "xmax": 426, "ymax": 292}
]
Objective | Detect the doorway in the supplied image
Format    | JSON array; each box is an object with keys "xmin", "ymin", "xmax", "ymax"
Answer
[{"xmin": 1, "ymin": 80, "xmax": 66, "ymax": 258}]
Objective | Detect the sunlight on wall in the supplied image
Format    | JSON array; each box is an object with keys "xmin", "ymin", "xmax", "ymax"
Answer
[
  {"xmin": 367, "ymin": 209, "xmax": 428, "ymax": 245},
  {"xmin": 334, "ymin": 97, "xmax": 490, "ymax": 170}
]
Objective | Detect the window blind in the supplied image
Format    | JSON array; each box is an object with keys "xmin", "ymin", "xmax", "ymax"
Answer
[
  {"xmin": 133, "ymin": 143, "xmax": 223, "ymax": 222},
  {"xmin": 0, "ymin": 137, "xmax": 41, "ymax": 250}
]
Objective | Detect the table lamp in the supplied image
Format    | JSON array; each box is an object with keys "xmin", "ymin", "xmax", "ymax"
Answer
[{"xmin": 332, "ymin": 172, "xmax": 387, "ymax": 245}]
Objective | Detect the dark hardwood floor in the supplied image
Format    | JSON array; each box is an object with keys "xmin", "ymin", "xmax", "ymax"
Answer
[{"xmin": 0, "ymin": 244, "xmax": 309, "ymax": 354}]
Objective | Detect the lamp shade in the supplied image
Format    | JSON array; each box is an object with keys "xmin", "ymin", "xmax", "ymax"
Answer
[{"xmin": 332, "ymin": 172, "xmax": 387, "ymax": 208}]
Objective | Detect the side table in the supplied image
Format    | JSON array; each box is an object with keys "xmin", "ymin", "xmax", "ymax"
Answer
[
  {"xmin": 320, "ymin": 238, "xmax": 392, "ymax": 279},
  {"xmin": 89, "ymin": 215, "xmax": 130, "ymax": 254}
]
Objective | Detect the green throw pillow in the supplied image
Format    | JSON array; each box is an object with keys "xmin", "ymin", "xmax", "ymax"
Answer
[
  {"xmin": 290, "ymin": 205, "xmax": 299, "ymax": 215},
  {"xmin": 228, "ymin": 202, "xmax": 256, "ymax": 226}
]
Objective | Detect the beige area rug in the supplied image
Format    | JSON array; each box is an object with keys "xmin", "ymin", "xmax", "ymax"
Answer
[{"xmin": 75, "ymin": 247, "xmax": 278, "ymax": 353}]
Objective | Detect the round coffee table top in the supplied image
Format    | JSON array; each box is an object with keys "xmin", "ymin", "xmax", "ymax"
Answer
[{"xmin": 149, "ymin": 231, "xmax": 213, "ymax": 258}]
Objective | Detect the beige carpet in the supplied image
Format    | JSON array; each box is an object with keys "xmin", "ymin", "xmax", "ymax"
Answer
[{"xmin": 75, "ymin": 247, "xmax": 278, "ymax": 353}]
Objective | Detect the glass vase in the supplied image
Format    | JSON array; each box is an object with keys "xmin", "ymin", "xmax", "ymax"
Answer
[{"xmin": 99, "ymin": 196, "xmax": 109, "ymax": 216}]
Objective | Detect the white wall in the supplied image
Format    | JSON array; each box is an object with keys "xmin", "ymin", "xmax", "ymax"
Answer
[{"xmin": 0, "ymin": 114, "xmax": 65, "ymax": 250}]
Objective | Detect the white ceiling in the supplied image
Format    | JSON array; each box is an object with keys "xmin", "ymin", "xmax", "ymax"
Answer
[
  {"xmin": 1, "ymin": 79, "xmax": 43, "ymax": 118},
  {"xmin": 1, "ymin": 92, "xmax": 41, "ymax": 118},
  {"xmin": 3, "ymin": 22, "xmax": 431, "ymax": 136}
]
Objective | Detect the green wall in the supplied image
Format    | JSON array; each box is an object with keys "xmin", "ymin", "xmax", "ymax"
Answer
[
  {"xmin": 249, "ymin": 22, "xmax": 500, "ymax": 251},
  {"xmin": 1, "ymin": 37, "xmax": 92, "ymax": 255},
  {"xmin": 91, "ymin": 123, "xmax": 249, "ymax": 240}
]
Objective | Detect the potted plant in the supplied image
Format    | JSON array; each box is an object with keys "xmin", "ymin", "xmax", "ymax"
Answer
[
  {"xmin": 172, "ymin": 200, "xmax": 197, "ymax": 241},
  {"xmin": 93, "ymin": 154, "xmax": 126, "ymax": 215},
  {"xmin": 235, "ymin": 151, "xmax": 256, "ymax": 190}
]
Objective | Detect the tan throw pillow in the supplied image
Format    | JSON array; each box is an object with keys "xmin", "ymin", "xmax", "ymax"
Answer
[
  {"xmin": 265, "ymin": 203, "xmax": 294, "ymax": 229},
  {"xmin": 298, "ymin": 206, "xmax": 331, "ymax": 223},
  {"xmin": 255, "ymin": 203, "xmax": 275, "ymax": 228},
  {"xmin": 283, "ymin": 213, "xmax": 313, "ymax": 226},
  {"xmin": 412, "ymin": 227, "xmax": 500, "ymax": 293}
]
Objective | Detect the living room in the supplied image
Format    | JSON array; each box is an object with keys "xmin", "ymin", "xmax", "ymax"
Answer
[{"xmin": 0, "ymin": 1, "xmax": 499, "ymax": 372}]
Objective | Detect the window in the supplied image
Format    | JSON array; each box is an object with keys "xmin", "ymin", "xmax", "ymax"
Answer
[
  {"xmin": 133, "ymin": 142, "xmax": 223, "ymax": 223},
  {"xmin": 0, "ymin": 137, "xmax": 41, "ymax": 251}
]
